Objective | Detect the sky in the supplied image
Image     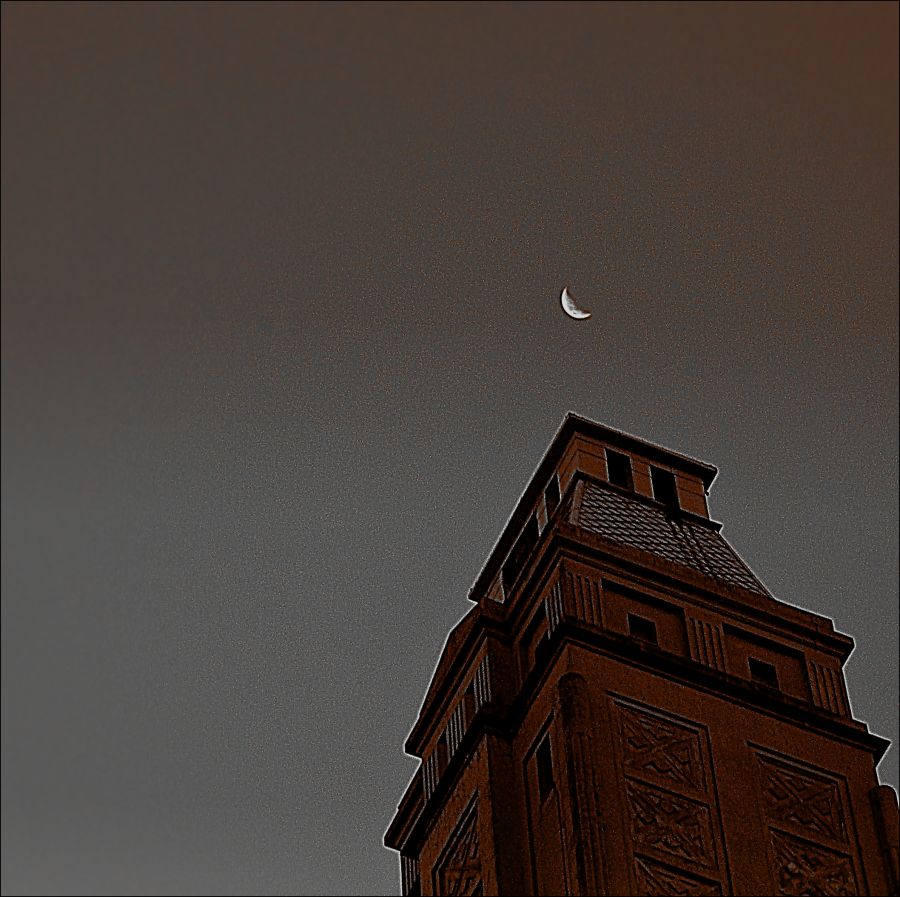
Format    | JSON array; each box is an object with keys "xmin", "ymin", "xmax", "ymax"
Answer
[{"xmin": 1, "ymin": 3, "xmax": 897, "ymax": 895}]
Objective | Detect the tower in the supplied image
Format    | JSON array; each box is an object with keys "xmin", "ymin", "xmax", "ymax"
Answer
[{"xmin": 384, "ymin": 414, "xmax": 898, "ymax": 896}]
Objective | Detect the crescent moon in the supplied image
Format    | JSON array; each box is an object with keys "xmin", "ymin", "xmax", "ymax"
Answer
[{"xmin": 560, "ymin": 287, "xmax": 591, "ymax": 320}]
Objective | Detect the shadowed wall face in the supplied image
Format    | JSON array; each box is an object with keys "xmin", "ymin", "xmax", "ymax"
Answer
[{"xmin": 1, "ymin": 3, "xmax": 897, "ymax": 896}]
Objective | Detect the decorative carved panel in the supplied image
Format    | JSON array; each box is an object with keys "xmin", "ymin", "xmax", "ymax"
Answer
[
  {"xmin": 473, "ymin": 656, "xmax": 492, "ymax": 711},
  {"xmin": 769, "ymin": 829, "xmax": 857, "ymax": 896},
  {"xmin": 544, "ymin": 577, "xmax": 565, "ymax": 633},
  {"xmin": 435, "ymin": 802, "xmax": 482, "ymax": 897},
  {"xmin": 400, "ymin": 855, "xmax": 420, "ymax": 896},
  {"xmin": 687, "ymin": 616, "xmax": 727, "ymax": 671},
  {"xmin": 625, "ymin": 781, "xmax": 715, "ymax": 867},
  {"xmin": 809, "ymin": 661, "xmax": 850, "ymax": 716},
  {"xmin": 757, "ymin": 756, "xmax": 847, "ymax": 844},
  {"xmin": 568, "ymin": 570, "xmax": 603, "ymax": 627},
  {"xmin": 617, "ymin": 703, "xmax": 704, "ymax": 793},
  {"xmin": 613, "ymin": 700, "xmax": 726, "ymax": 894},
  {"xmin": 634, "ymin": 855, "xmax": 722, "ymax": 896}
]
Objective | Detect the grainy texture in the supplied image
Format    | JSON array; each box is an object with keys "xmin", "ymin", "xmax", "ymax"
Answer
[{"xmin": 3, "ymin": 3, "xmax": 897, "ymax": 895}]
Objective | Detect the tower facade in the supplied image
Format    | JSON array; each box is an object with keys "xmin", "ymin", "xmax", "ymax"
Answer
[{"xmin": 384, "ymin": 414, "xmax": 898, "ymax": 896}]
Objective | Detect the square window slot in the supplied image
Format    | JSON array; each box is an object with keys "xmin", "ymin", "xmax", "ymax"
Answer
[
  {"xmin": 749, "ymin": 657, "xmax": 779, "ymax": 689},
  {"xmin": 628, "ymin": 613, "xmax": 658, "ymax": 645}
]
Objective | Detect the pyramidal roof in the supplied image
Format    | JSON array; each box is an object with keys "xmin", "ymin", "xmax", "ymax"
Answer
[{"xmin": 573, "ymin": 478, "xmax": 769, "ymax": 596}]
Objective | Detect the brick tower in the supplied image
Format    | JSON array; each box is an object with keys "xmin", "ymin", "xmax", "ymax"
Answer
[{"xmin": 384, "ymin": 414, "xmax": 898, "ymax": 896}]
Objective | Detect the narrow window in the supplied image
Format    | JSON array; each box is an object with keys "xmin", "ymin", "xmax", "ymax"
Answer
[
  {"xmin": 749, "ymin": 657, "xmax": 779, "ymax": 689},
  {"xmin": 606, "ymin": 449, "xmax": 634, "ymax": 490},
  {"xmin": 628, "ymin": 613, "xmax": 658, "ymax": 645},
  {"xmin": 544, "ymin": 475, "xmax": 561, "ymax": 518},
  {"xmin": 536, "ymin": 732, "xmax": 554, "ymax": 800},
  {"xmin": 650, "ymin": 466, "xmax": 679, "ymax": 509}
]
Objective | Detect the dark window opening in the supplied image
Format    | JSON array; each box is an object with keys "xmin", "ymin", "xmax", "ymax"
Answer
[
  {"xmin": 606, "ymin": 449, "xmax": 634, "ymax": 490},
  {"xmin": 749, "ymin": 657, "xmax": 779, "ymax": 689},
  {"xmin": 536, "ymin": 732, "xmax": 554, "ymax": 800},
  {"xmin": 628, "ymin": 613, "xmax": 658, "ymax": 645},
  {"xmin": 650, "ymin": 466, "xmax": 679, "ymax": 509},
  {"xmin": 502, "ymin": 515, "xmax": 539, "ymax": 593},
  {"xmin": 544, "ymin": 475, "xmax": 561, "ymax": 518}
]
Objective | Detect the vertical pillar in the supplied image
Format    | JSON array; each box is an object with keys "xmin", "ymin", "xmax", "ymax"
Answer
[
  {"xmin": 486, "ymin": 735, "xmax": 530, "ymax": 896},
  {"xmin": 557, "ymin": 672, "xmax": 606, "ymax": 896},
  {"xmin": 871, "ymin": 785, "xmax": 900, "ymax": 896}
]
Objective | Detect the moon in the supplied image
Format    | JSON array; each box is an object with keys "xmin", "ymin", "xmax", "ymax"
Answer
[{"xmin": 560, "ymin": 287, "xmax": 591, "ymax": 320}]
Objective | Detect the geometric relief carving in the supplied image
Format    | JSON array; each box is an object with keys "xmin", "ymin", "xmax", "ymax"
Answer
[
  {"xmin": 436, "ymin": 802, "xmax": 482, "ymax": 897},
  {"xmin": 757, "ymin": 756, "xmax": 847, "ymax": 844},
  {"xmin": 618, "ymin": 703, "xmax": 704, "ymax": 793},
  {"xmin": 625, "ymin": 781, "xmax": 715, "ymax": 867},
  {"xmin": 769, "ymin": 829, "xmax": 858, "ymax": 896},
  {"xmin": 634, "ymin": 855, "xmax": 722, "ymax": 896}
]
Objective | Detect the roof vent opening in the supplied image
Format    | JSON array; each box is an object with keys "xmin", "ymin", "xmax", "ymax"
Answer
[
  {"xmin": 650, "ymin": 466, "xmax": 679, "ymax": 509},
  {"xmin": 628, "ymin": 613, "xmax": 659, "ymax": 646},
  {"xmin": 606, "ymin": 449, "xmax": 634, "ymax": 491},
  {"xmin": 749, "ymin": 657, "xmax": 779, "ymax": 690}
]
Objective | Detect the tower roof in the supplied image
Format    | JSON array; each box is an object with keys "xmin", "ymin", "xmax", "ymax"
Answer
[
  {"xmin": 468, "ymin": 412, "xmax": 719, "ymax": 603},
  {"xmin": 386, "ymin": 413, "xmax": 887, "ymax": 876}
]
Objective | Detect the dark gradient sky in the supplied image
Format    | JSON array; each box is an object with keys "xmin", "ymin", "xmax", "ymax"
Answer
[{"xmin": 2, "ymin": 3, "xmax": 897, "ymax": 895}]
